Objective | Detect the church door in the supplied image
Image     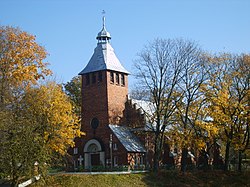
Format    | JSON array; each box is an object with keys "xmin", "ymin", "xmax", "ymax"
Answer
[{"xmin": 91, "ymin": 153, "xmax": 100, "ymax": 166}]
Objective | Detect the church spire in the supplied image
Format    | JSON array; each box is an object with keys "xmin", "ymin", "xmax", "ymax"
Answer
[
  {"xmin": 79, "ymin": 13, "xmax": 129, "ymax": 75},
  {"xmin": 102, "ymin": 15, "xmax": 106, "ymax": 29},
  {"xmin": 96, "ymin": 12, "xmax": 111, "ymax": 44}
]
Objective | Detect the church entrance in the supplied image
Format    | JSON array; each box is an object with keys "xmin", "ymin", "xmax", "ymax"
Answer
[{"xmin": 84, "ymin": 139, "xmax": 105, "ymax": 170}]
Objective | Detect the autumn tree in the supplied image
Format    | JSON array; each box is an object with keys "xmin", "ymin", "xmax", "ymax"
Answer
[
  {"xmin": 0, "ymin": 26, "xmax": 51, "ymax": 105},
  {"xmin": 0, "ymin": 82, "xmax": 82, "ymax": 185},
  {"xmin": 134, "ymin": 38, "xmax": 205, "ymax": 172},
  {"xmin": 204, "ymin": 53, "xmax": 250, "ymax": 171},
  {"xmin": 0, "ymin": 26, "xmax": 82, "ymax": 186},
  {"xmin": 24, "ymin": 82, "xmax": 82, "ymax": 155}
]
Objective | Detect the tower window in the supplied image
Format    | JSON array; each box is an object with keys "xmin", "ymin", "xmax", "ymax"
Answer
[
  {"xmin": 86, "ymin": 74, "xmax": 90, "ymax": 85},
  {"xmin": 92, "ymin": 73, "xmax": 96, "ymax": 84},
  {"xmin": 116, "ymin": 73, "xmax": 119, "ymax": 84},
  {"xmin": 121, "ymin": 74, "xmax": 125, "ymax": 86},
  {"xmin": 98, "ymin": 71, "xmax": 102, "ymax": 82},
  {"xmin": 110, "ymin": 72, "xmax": 114, "ymax": 83}
]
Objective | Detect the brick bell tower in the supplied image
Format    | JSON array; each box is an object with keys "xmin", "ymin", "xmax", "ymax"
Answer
[{"xmin": 77, "ymin": 16, "xmax": 129, "ymax": 170}]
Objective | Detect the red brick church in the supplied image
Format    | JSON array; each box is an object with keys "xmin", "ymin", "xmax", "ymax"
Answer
[
  {"xmin": 68, "ymin": 16, "xmax": 225, "ymax": 171},
  {"xmin": 67, "ymin": 17, "xmax": 184, "ymax": 171}
]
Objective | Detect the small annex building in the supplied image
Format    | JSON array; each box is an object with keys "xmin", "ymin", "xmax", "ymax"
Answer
[{"xmin": 67, "ymin": 16, "xmax": 160, "ymax": 171}]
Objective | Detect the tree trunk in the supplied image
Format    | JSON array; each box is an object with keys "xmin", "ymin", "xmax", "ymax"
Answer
[
  {"xmin": 224, "ymin": 141, "xmax": 231, "ymax": 171},
  {"xmin": 153, "ymin": 149, "xmax": 159, "ymax": 173},
  {"xmin": 11, "ymin": 177, "xmax": 18, "ymax": 187},
  {"xmin": 238, "ymin": 150, "xmax": 242, "ymax": 172},
  {"xmin": 153, "ymin": 134, "xmax": 160, "ymax": 173},
  {"xmin": 181, "ymin": 147, "xmax": 188, "ymax": 172}
]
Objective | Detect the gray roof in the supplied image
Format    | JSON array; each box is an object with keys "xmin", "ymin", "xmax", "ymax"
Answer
[
  {"xmin": 109, "ymin": 125, "xmax": 146, "ymax": 153},
  {"xmin": 79, "ymin": 43, "xmax": 129, "ymax": 75}
]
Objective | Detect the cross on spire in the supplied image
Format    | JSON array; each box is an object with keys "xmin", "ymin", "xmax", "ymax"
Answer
[
  {"xmin": 102, "ymin": 10, "xmax": 106, "ymax": 29},
  {"xmin": 96, "ymin": 10, "xmax": 111, "ymax": 43}
]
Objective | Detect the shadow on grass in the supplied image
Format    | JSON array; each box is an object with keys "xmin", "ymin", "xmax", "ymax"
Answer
[{"xmin": 142, "ymin": 170, "xmax": 250, "ymax": 187}]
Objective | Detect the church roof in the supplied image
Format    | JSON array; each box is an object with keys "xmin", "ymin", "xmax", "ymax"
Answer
[
  {"xmin": 79, "ymin": 16, "xmax": 129, "ymax": 75},
  {"xmin": 79, "ymin": 43, "xmax": 129, "ymax": 75},
  {"xmin": 109, "ymin": 125, "xmax": 146, "ymax": 153}
]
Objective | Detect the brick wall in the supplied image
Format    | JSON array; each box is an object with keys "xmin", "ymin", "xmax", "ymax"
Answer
[
  {"xmin": 77, "ymin": 70, "xmax": 129, "ymax": 165},
  {"xmin": 106, "ymin": 71, "xmax": 128, "ymax": 124}
]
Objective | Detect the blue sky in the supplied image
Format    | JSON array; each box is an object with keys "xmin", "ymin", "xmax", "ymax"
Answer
[{"xmin": 1, "ymin": 0, "xmax": 250, "ymax": 89}]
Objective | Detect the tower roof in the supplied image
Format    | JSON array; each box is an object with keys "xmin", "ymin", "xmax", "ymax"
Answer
[{"xmin": 79, "ymin": 16, "xmax": 129, "ymax": 75}]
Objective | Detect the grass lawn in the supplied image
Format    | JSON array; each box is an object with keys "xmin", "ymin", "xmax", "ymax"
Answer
[{"xmin": 32, "ymin": 170, "xmax": 250, "ymax": 187}]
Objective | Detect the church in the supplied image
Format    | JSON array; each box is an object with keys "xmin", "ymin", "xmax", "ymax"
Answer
[
  {"xmin": 67, "ymin": 17, "xmax": 162, "ymax": 171},
  {"xmin": 67, "ymin": 16, "xmax": 225, "ymax": 172}
]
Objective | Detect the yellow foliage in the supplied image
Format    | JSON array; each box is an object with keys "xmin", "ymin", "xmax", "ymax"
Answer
[
  {"xmin": 0, "ymin": 26, "xmax": 52, "ymax": 89},
  {"xmin": 203, "ymin": 53, "xmax": 250, "ymax": 150},
  {"xmin": 24, "ymin": 82, "xmax": 84, "ymax": 155},
  {"xmin": 0, "ymin": 26, "xmax": 82, "ymax": 181}
]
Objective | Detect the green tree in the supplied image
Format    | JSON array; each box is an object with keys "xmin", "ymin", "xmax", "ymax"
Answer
[
  {"xmin": 0, "ymin": 99, "xmax": 48, "ymax": 186},
  {"xmin": 63, "ymin": 75, "xmax": 82, "ymax": 118}
]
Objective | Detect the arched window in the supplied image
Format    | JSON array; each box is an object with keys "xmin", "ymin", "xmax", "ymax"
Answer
[{"xmin": 87, "ymin": 143, "xmax": 99, "ymax": 152}]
